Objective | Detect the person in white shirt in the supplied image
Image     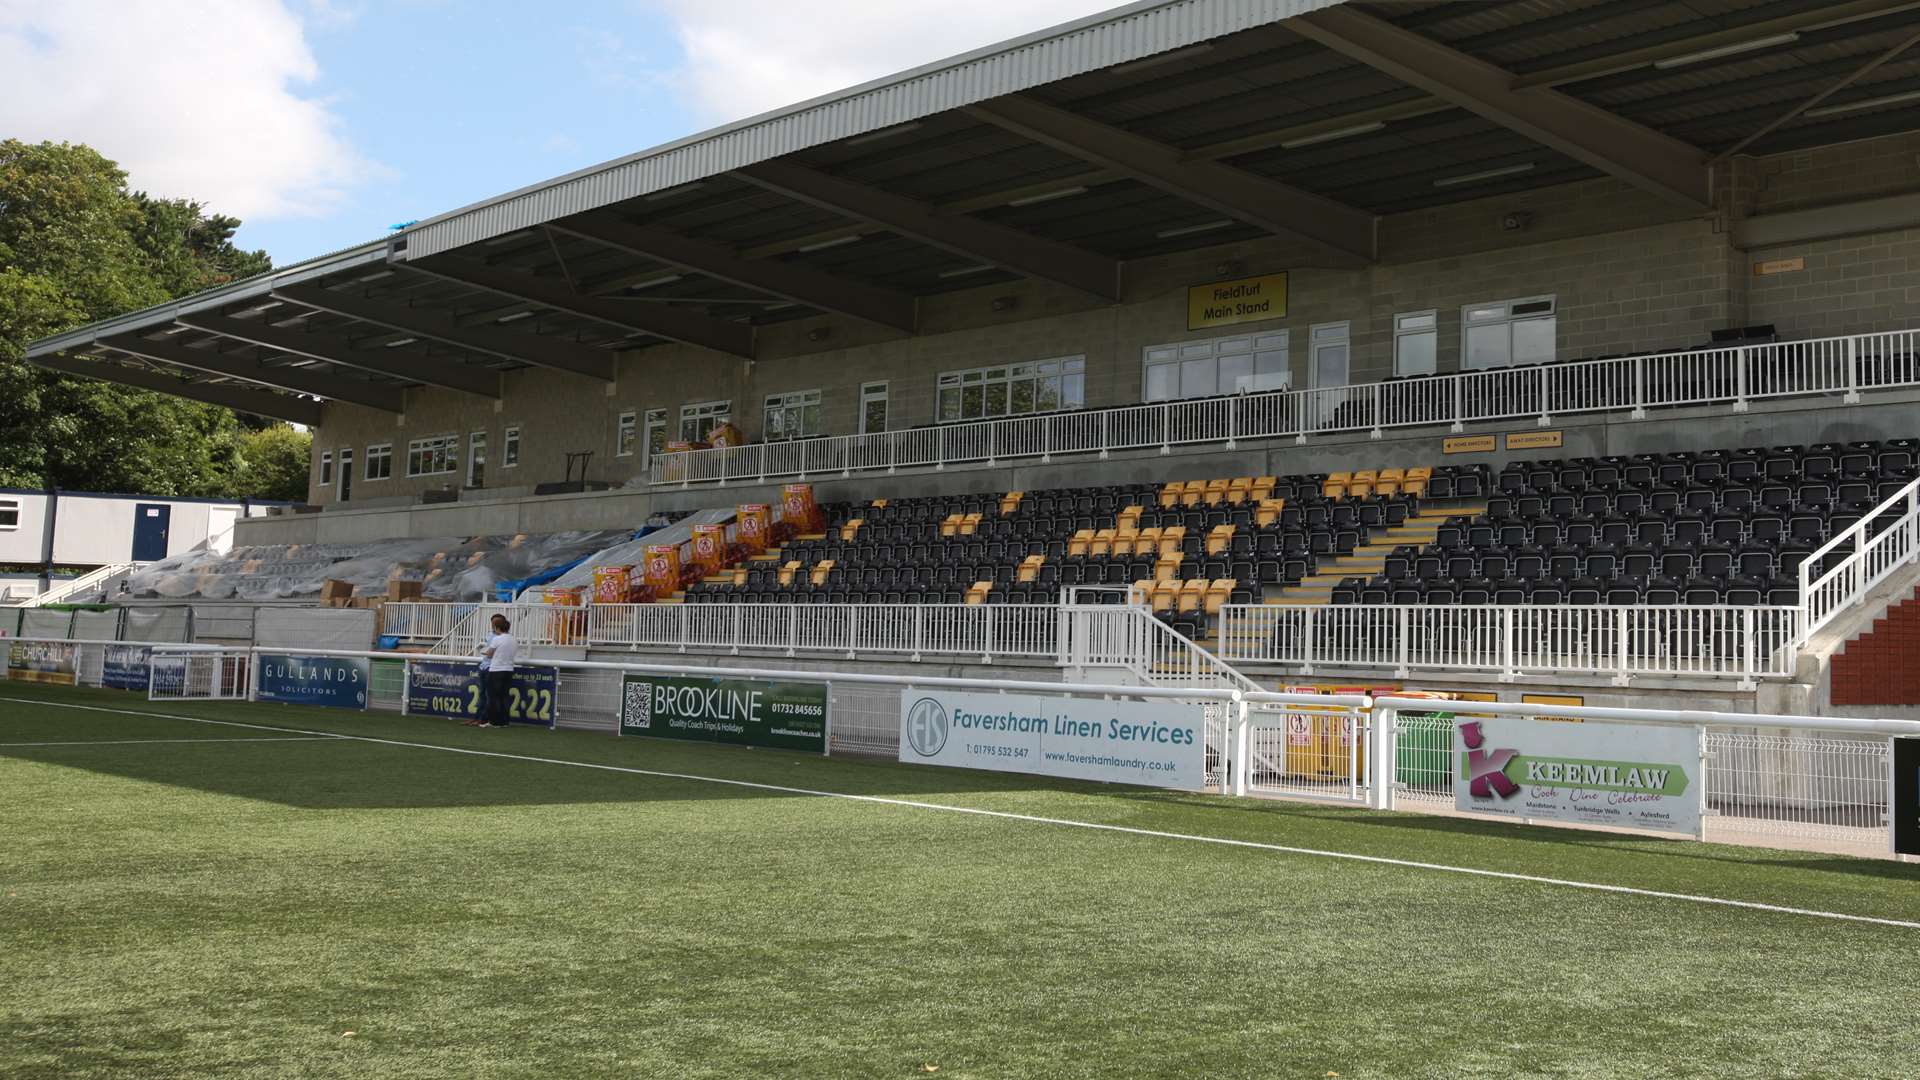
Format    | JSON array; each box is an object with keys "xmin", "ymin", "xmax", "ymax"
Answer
[{"xmin": 475, "ymin": 614, "xmax": 517, "ymax": 728}]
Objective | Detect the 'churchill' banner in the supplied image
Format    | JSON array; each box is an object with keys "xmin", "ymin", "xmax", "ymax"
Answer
[
  {"xmin": 7, "ymin": 641, "xmax": 77, "ymax": 685},
  {"xmin": 1455, "ymin": 716, "xmax": 1701, "ymax": 836},
  {"xmin": 619, "ymin": 673, "xmax": 827, "ymax": 752},
  {"xmin": 898, "ymin": 689, "xmax": 1209, "ymax": 790}
]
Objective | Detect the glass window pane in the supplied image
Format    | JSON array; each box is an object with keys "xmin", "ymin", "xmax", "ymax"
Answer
[
  {"xmin": 960, "ymin": 384, "xmax": 983, "ymax": 419},
  {"xmin": 1219, "ymin": 353, "xmax": 1253, "ymax": 393},
  {"xmin": 1062, "ymin": 373, "xmax": 1084, "ymax": 409},
  {"xmin": 1513, "ymin": 317, "xmax": 1556, "ymax": 364},
  {"xmin": 1465, "ymin": 323, "xmax": 1509, "ymax": 369},
  {"xmin": 1010, "ymin": 379, "xmax": 1034, "ymax": 415},
  {"xmin": 864, "ymin": 398, "xmax": 887, "ymax": 433},
  {"xmin": 984, "ymin": 382, "xmax": 1007, "ymax": 416},
  {"xmin": 1144, "ymin": 363, "xmax": 1176, "ymax": 402},
  {"xmin": 802, "ymin": 403, "xmax": 821, "ymax": 435},
  {"xmin": 1036, "ymin": 376, "xmax": 1060, "ymax": 413},
  {"xmin": 939, "ymin": 386, "xmax": 961, "ymax": 422},
  {"xmin": 1180, "ymin": 356, "xmax": 1215, "ymax": 397},
  {"xmin": 1396, "ymin": 331, "xmax": 1437, "ymax": 376}
]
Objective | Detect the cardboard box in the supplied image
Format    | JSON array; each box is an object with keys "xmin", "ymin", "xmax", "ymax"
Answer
[
  {"xmin": 320, "ymin": 579, "xmax": 354, "ymax": 602},
  {"xmin": 386, "ymin": 578, "xmax": 425, "ymax": 602}
]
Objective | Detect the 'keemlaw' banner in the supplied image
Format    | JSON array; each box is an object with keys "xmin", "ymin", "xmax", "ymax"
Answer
[
  {"xmin": 1455, "ymin": 715, "xmax": 1702, "ymax": 836},
  {"xmin": 898, "ymin": 689, "xmax": 1208, "ymax": 790}
]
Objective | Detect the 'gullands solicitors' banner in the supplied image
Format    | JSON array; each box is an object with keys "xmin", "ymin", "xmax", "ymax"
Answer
[
  {"xmin": 898, "ymin": 689, "xmax": 1209, "ymax": 790},
  {"xmin": 102, "ymin": 645, "xmax": 153, "ymax": 691},
  {"xmin": 406, "ymin": 661, "xmax": 558, "ymax": 727},
  {"xmin": 1456, "ymin": 716, "xmax": 1701, "ymax": 836},
  {"xmin": 7, "ymin": 641, "xmax": 77, "ymax": 685},
  {"xmin": 256, "ymin": 653, "xmax": 370, "ymax": 709},
  {"xmin": 619, "ymin": 673, "xmax": 827, "ymax": 752}
]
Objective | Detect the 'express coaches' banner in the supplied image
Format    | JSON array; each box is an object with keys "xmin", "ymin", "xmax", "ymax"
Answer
[
  {"xmin": 406, "ymin": 661, "xmax": 557, "ymax": 727},
  {"xmin": 256, "ymin": 653, "xmax": 370, "ymax": 709},
  {"xmin": 898, "ymin": 689, "xmax": 1208, "ymax": 790},
  {"xmin": 619, "ymin": 673, "xmax": 827, "ymax": 752},
  {"xmin": 1455, "ymin": 716, "xmax": 1701, "ymax": 836},
  {"xmin": 102, "ymin": 645, "xmax": 153, "ymax": 691},
  {"xmin": 7, "ymin": 641, "xmax": 77, "ymax": 685}
]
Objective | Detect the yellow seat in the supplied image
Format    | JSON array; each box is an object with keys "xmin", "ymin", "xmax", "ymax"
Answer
[
  {"xmin": 1117, "ymin": 504, "xmax": 1144, "ymax": 530},
  {"xmin": 1203, "ymin": 479, "xmax": 1230, "ymax": 505},
  {"xmin": 1226, "ymin": 477, "xmax": 1253, "ymax": 505},
  {"xmin": 1206, "ymin": 524, "xmax": 1234, "ymax": 556},
  {"xmin": 1347, "ymin": 469, "xmax": 1377, "ymax": 499},
  {"xmin": 1375, "ymin": 468, "xmax": 1404, "ymax": 497},
  {"xmin": 1204, "ymin": 579, "xmax": 1235, "ymax": 616},
  {"xmin": 1155, "ymin": 553, "xmax": 1183, "ymax": 582},
  {"xmin": 839, "ymin": 518, "xmax": 864, "ymax": 541},
  {"xmin": 999, "ymin": 491, "xmax": 1023, "ymax": 515},
  {"xmin": 1112, "ymin": 528, "xmax": 1138, "ymax": 557},
  {"xmin": 1158, "ymin": 526, "xmax": 1186, "ymax": 557},
  {"xmin": 1177, "ymin": 579, "xmax": 1207, "ymax": 614},
  {"xmin": 965, "ymin": 581, "xmax": 993, "ymax": 605},
  {"xmin": 1136, "ymin": 526, "xmax": 1162, "ymax": 555},
  {"xmin": 778, "ymin": 560, "xmax": 802, "ymax": 587},
  {"xmin": 940, "ymin": 514, "xmax": 963, "ymax": 537},
  {"xmin": 959, "ymin": 512, "xmax": 983, "ymax": 536},
  {"xmin": 1149, "ymin": 581, "xmax": 1178, "ymax": 613},
  {"xmin": 1017, "ymin": 554, "xmax": 1044, "ymax": 583},
  {"xmin": 810, "ymin": 560, "xmax": 836, "ymax": 587},
  {"xmin": 1251, "ymin": 475, "xmax": 1278, "ymax": 502},
  {"xmin": 1255, "ymin": 498, "xmax": 1286, "ymax": 527},
  {"xmin": 1068, "ymin": 529, "xmax": 1093, "ymax": 558},
  {"xmin": 1323, "ymin": 471, "xmax": 1351, "ymax": 500},
  {"xmin": 1091, "ymin": 528, "xmax": 1115, "ymax": 557},
  {"xmin": 1404, "ymin": 466, "xmax": 1432, "ymax": 498},
  {"xmin": 1159, "ymin": 483, "xmax": 1184, "ymax": 509}
]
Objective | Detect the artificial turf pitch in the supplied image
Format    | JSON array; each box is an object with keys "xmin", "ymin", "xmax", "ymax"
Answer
[{"xmin": 2, "ymin": 683, "xmax": 1916, "ymax": 1079}]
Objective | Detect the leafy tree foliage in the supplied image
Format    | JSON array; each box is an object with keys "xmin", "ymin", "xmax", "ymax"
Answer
[
  {"xmin": 233, "ymin": 424, "xmax": 313, "ymax": 503},
  {"xmin": 0, "ymin": 139, "xmax": 286, "ymax": 498}
]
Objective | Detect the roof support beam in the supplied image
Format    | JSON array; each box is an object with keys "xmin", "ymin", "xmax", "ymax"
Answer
[
  {"xmin": 964, "ymin": 94, "xmax": 1373, "ymax": 267},
  {"xmin": 408, "ymin": 258, "xmax": 756, "ymax": 359},
  {"xmin": 1287, "ymin": 6, "xmax": 1711, "ymax": 209},
  {"xmin": 33, "ymin": 353, "xmax": 324, "ymax": 426},
  {"xmin": 549, "ymin": 211, "xmax": 919, "ymax": 333},
  {"xmin": 176, "ymin": 313, "xmax": 500, "ymax": 399},
  {"xmin": 100, "ymin": 333, "xmax": 405, "ymax": 413},
  {"xmin": 272, "ymin": 282, "xmax": 616, "ymax": 381},
  {"xmin": 734, "ymin": 160, "xmax": 1121, "ymax": 301}
]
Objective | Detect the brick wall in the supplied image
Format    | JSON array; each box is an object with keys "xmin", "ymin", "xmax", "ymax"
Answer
[{"xmin": 1830, "ymin": 585, "xmax": 1920, "ymax": 706}]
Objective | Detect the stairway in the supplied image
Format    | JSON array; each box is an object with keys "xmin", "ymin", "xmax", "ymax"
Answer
[{"xmin": 1262, "ymin": 502, "xmax": 1486, "ymax": 607}]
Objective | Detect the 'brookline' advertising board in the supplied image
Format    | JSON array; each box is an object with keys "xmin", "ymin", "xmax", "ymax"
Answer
[
  {"xmin": 1455, "ymin": 716, "xmax": 1701, "ymax": 836},
  {"xmin": 619, "ymin": 673, "xmax": 828, "ymax": 752},
  {"xmin": 405, "ymin": 661, "xmax": 558, "ymax": 726},
  {"xmin": 256, "ymin": 653, "xmax": 370, "ymax": 709},
  {"xmin": 898, "ymin": 689, "xmax": 1208, "ymax": 790}
]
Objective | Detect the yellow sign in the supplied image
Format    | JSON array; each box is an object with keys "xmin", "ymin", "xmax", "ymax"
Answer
[
  {"xmin": 1444, "ymin": 435, "xmax": 1496, "ymax": 454},
  {"xmin": 1506, "ymin": 430, "xmax": 1564, "ymax": 451},
  {"xmin": 1754, "ymin": 257, "xmax": 1805, "ymax": 276},
  {"xmin": 1522, "ymin": 692, "xmax": 1585, "ymax": 722},
  {"xmin": 1187, "ymin": 272, "xmax": 1287, "ymax": 331}
]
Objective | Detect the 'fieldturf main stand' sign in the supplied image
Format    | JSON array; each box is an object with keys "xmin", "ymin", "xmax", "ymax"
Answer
[
  {"xmin": 256, "ymin": 653, "xmax": 370, "ymax": 709},
  {"xmin": 406, "ymin": 660, "xmax": 558, "ymax": 727},
  {"xmin": 619, "ymin": 673, "xmax": 828, "ymax": 752},
  {"xmin": 1455, "ymin": 716, "xmax": 1702, "ymax": 836},
  {"xmin": 6, "ymin": 641, "xmax": 77, "ymax": 685},
  {"xmin": 898, "ymin": 689, "xmax": 1210, "ymax": 791},
  {"xmin": 101, "ymin": 644, "xmax": 154, "ymax": 691}
]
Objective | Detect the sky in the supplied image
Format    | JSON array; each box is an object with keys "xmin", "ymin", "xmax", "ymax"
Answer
[{"xmin": 0, "ymin": 0, "xmax": 1120, "ymax": 266}]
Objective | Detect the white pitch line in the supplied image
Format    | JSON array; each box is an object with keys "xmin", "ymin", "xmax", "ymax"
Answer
[
  {"xmin": 6, "ymin": 694, "xmax": 1917, "ymax": 932},
  {"xmin": 0, "ymin": 736, "xmax": 341, "ymax": 747}
]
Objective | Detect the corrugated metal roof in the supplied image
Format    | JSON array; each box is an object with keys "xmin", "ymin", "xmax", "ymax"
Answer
[{"xmin": 396, "ymin": 0, "xmax": 1349, "ymax": 259}]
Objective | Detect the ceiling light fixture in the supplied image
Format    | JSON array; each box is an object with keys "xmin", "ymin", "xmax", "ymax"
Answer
[
  {"xmin": 844, "ymin": 121, "xmax": 924, "ymax": 147},
  {"xmin": 797, "ymin": 234, "xmax": 863, "ymax": 253},
  {"xmin": 937, "ymin": 264, "xmax": 996, "ymax": 279},
  {"xmin": 1804, "ymin": 87, "xmax": 1920, "ymax": 117},
  {"xmin": 1652, "ymin": 32, "xmax": 1800, "ymax": 70},
  {"xmin": 628, "ymin": 274, "xmax": 683, "ymax": 291},
  {"xmin": 384, "ymin": 337, "xmax": 418, "ymax": 348},
  {"xmin": 1155, "ymin": 219, "xmax": 1234, "ymax": 239},
  {"xmin": 1433, "ymin": 162, "xmax": 1536, "ymax": 187},
  {"xmin": 496, "ymin": 310, "xmax": 534, "ymax": 323},
  {"xmin": 1007, "ymin": 185, "xmax": 1088, "ymax": 207},
  {"xmin": 1280, "ymin": 121, "xmax": 1386, "ymax": 149},
  {"xmin": 1111, "ymin": 43, "xmax": 1213, "ymax": 75},
  {"xmin": 354, "ymin": 270, "xmax": 395, "ymax": 283}
]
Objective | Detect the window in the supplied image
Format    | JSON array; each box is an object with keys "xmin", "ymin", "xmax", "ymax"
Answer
[
  {"xmin": 860, "ymin": 381, "xmax": 889, "ymax": 435},
  {"xmin": 318, "ymin": 451, "xmax": 333, "ymax": 486},
  {"xmin": 502, "ymin": 427, "xmax": 520, "ymax": 468},
  {"xmin": 763, "ymin": 389, "xmax": 823, "ymax": 441},
  {"xmin": 337, "ymin": 449, "xmax": 353, "ymax": 502},
  {"xmin": 643, "ymin": 409, "xmax": 668, "ymax": 464},
  {"xmin": 1462, "ymin": 296, "xmax": 1556, "ymax": 370},
  {"xmin": 468, "ymin": 431, "xmax": 488, "ymax": 488},
  {"xmin": 616, "ymin": 411, "xmax": 638, "ymax": 457},
  {"xmin": 365, "ymin": 444, "xmax": 393, "ymax": 481},
  {"xmin": 406, "ymin": 435, "xmax": 459, "ymax": 477},
  {"xmin": 0, "ymin": 498, "xmax": 18, "ymax": 530},
  {"xmin": 1142, "ymin": 333, "xmax": 1288, "ymax": 403},
  {"xmin": 680, "ymin": 400, "xmax": 731, "ymax": 442},
  {"xmin": 1394, "ymin": 310, "xmax": 1438, "ymax": 377},
  {"xmin": 936, "ymin": 357, "xmax": 1084, "ymax": 423}
]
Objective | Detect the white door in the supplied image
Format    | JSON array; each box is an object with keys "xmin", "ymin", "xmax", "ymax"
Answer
[
  {"xmin": 1309, "ymin": 321, "xmax": 1351, "ymax": 428},
  {"xmin": 468, "ymin": 431, "xmax": 487, "ymax": 489}
]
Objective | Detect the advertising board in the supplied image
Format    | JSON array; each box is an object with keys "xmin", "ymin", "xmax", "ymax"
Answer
[
  {"xmin": 256, "ymin": 653, "xmax": 370, "ymax": 709},
  {"xmin": 1455, "ymin": 716, "xmax": 1701, "ymax": 836},
  {"xmin": 619, "ymin": 673, "xmax": 827, "ymax": 752},
  {"xmin": 898, "ymin": 689, "xmax": 1208, "ymax": 790}
]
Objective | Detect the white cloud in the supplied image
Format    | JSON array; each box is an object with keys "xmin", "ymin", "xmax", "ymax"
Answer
[
  {"xmin": 0, "ymin": 0, "xmax": 378, "ymax": 221},
  {"xmin": 646, "ymin": 0, "xmax": 1123, "ymax": 126}
]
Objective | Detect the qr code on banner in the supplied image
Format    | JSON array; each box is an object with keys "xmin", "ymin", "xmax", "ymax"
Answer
[{"xmin": 622, "ymin": 679, "xmax": 651, "ymax": 729}]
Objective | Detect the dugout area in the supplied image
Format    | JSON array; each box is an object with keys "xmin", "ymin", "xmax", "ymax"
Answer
[{"xmin": 2, "ymin": 679, "xmax": 1917, "ymax": 1078}]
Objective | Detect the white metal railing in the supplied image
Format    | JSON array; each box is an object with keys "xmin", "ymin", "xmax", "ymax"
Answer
[
  {"xmin": 1218, "ymin": 604, "xmax": 1803, "ymax": 685},
  {"xmin": 1799, "ymin": 475, "xmax": 1920, "ymax": 643},
  {"xmin": 587, "ymin": 602, "xmax": 1062, "ymax": 661},
  {"xmin": 384, "ymin": 601, "xmax": 474, "ymax": 642},
  {"xmin": 431, "ymin": 602, "xmax": 585, "ymax": 655},
  {"xmin": 650, "ymin": 326, "xmax": 1920, "ymax": 485},
  {"xmin": 13, "ymin": 562, "xmax": 143, "ymax": 607}
]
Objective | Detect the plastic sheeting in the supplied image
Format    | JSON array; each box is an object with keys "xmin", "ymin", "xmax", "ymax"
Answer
[
  {"xmin": 70, "ymin": 609, "xmax": 121, "ymax": 641},
  {"xmin": 123, "ymin": 606, "xmax": 191, "ymax": 644},
  {"xmin": 0, "ymin": 607, "xmax": 20, "ymax": 638},
  {"xmin": 125, "ymin": 530, "xmax": 633, "ymax": 603},
  {"xmin": 547, "ymin": 509, "xmax": 738, "ymax": 592},
  {"xmin": 255, "ymin": 607, "xmax": 376, "ymax": 651},
  {"xmin": 22, "ymin": 609, "xmax": 71, "ymax": 639}
]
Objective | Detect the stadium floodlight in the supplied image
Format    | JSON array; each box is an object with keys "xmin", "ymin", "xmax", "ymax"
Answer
[
  {"xmin": 1433, "ymin": 162, "xmax": 1536, "ymax": 187},
  {"xmin": 1652, "ymin": 32, "xmax": 1799, "ymax": 69},
  {"xmin": 1006, "ymin": 186, "xmax": 1088, "ymax": 207},
  {"xmin": 1804, "ymin": 88, "xmax": 1920, "ymax": 118},
  {"xmin": 1155, "ymin": 219, "xmax": 1234, "ymax": 238},
  {"xmin": 1280, "ymin": 122, "xmax": 1386, "ymax": 149}
]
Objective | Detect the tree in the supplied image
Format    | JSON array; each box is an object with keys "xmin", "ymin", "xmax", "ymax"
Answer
[
  {"xmin": 0, "ymin": 139, "xmax": 277, "ymax": 497},
  {"xmin": 233, "ymin": 424, "xmax": 312, "ymax": 502}
]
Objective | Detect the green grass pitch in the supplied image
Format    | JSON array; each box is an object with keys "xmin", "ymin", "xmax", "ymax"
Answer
[{"xmin": 2, "ymin": 682, "xmax": 1917, "ymax": 1079}]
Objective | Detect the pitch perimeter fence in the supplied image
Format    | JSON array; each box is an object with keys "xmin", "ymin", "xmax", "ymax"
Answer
[{"xmin": 4, "ymin": 636, "xmax": 1914, "ymax": 858}]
